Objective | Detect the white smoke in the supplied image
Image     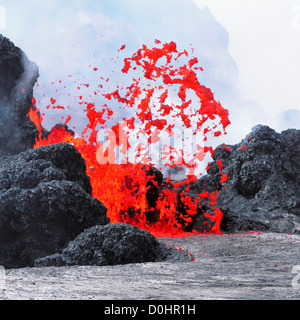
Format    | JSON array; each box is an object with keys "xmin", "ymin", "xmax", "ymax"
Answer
[
  {"xmin": 13, "ymin": 52, "xmax": 39, "ymax": 97},
  {"xmin": 2, "ymin": 0, "xmax": 298, "ymax": 151}
]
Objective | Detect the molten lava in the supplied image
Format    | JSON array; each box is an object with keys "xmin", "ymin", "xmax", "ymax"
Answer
[{"xmin": 27, "ymin": 41, "xmax": 230, "ymax": 237}]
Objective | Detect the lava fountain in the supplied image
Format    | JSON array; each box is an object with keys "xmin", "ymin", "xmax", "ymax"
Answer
[{"xmin": 27, "ymin": 40, "xmax": 230, "ymax": 237}]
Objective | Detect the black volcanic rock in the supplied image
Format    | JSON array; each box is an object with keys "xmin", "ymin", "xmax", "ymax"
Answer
[
  {"xmin": 0, "ymin": 143, "xmax": 109, "ymax": 269},
  {"xmin": 0, "ymin": 37, "xmax": 40, "ymax": 156},
  {"xmin": 34, "ymin": 223, "xmax": 189, "ymax": 267},
  {"xmin": 144, "ymin": 166, "xmax": 164, "ymax": 224},
  {"xmin": 197, "ymin": 125, "xmax": 300, "ymax": 234}
]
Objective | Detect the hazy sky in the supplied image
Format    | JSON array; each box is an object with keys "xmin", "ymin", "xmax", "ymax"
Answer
[
  {"xmin": 195, "ymin": 0, "xmax": 300, "ymax": 116},
  {"xmin": 0, "ymin": 0, "xmax": 299, "ymax": 145}
]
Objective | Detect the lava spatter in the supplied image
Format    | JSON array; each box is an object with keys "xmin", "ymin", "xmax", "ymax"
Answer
[{"xmin": 28, "ymin": 40, "xmax": 230, "ymax": 237}]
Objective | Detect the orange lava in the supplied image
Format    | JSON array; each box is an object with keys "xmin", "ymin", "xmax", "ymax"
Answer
[{"xmin": 27, "ymin": 41, "xmax": 230, "ymax": 237}]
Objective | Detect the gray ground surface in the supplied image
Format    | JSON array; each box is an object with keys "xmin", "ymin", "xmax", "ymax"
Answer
[{"xmin": 1, "ymin": 232, "xmax": 299, "ymax": 300}]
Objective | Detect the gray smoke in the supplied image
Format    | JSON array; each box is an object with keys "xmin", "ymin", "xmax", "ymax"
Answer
[{"xmin": 0, "ymin": 36, "xmax": 39, "ymax": 156}]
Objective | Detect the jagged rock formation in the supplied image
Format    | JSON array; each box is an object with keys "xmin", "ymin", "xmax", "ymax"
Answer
[
  {"xmin": 0, "ymin": 36, "xmax": 40, "ymax": 156},
  {"xmin": 191, "ymin": 125, "xmax": 300, "ymax": 234},
  {"xmin": 0, "ymin": 143, "xmax": 109, "ymax": 269},
  {"xmin": 34, "ymin": 223, "xmax": 191, "ymax": 267}
]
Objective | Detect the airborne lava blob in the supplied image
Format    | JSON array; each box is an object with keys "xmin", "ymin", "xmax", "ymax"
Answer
[{"xmin": 28, "ymin": 41, "xmax": 230, "ymax": 237}]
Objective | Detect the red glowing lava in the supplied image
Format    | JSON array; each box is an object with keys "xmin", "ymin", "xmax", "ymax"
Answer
[{"xmin": 27, "ymin": 41, "xmax": 230, "ymax": 237}]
